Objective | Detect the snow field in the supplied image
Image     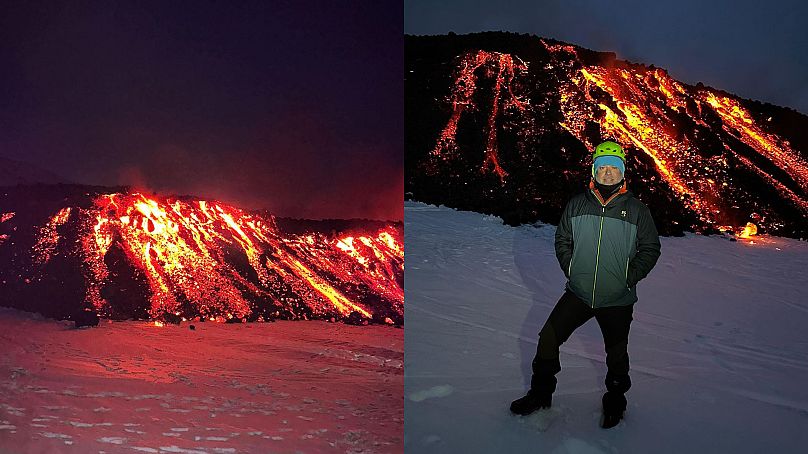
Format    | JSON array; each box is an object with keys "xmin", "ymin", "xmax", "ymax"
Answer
[
  {"xmin": 0, "ymin": 311, "xmax": 403, "ymax": 453},
  {"xmin": 404, "ymin": 201, "xmax": 808, "ymax": 453}
]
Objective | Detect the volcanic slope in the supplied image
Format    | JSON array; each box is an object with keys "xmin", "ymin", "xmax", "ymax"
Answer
[
  {"xmin": 405, "ymin": 32, "xmax": 808, "ymax": 238},
  {"xmin": 0, "ymin": 184, "xmax": 403, "ymax": 325},
  {"xmin": 404, "ymin": 201, "xmax": 808, "ymax": 453}
]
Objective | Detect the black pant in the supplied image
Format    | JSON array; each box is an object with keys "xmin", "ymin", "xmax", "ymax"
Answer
[{"xmin": 531, "ymin": 291, "xmax": 634, "ymax": 396}]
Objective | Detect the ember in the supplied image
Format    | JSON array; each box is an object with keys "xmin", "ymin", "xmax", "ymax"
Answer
[{"xmin": 738, "ymin": 222, "xmax": 758, "ymax": 239}]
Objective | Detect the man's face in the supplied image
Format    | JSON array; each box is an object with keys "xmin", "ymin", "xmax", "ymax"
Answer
[{"xmin": 595, "ymin": 165, "xmax": 622, "ymax": 185}]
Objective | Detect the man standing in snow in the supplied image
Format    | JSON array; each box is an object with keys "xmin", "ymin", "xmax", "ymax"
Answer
[{"xmin": 510, "ymin": 141, "xmax": 661, "ymax": 428}]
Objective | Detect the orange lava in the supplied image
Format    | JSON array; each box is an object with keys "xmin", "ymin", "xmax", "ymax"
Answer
[
  {"xmin": 19, "ymin": 192, "xmax": 403, "ymax": 322},
  {"xmin": 738, "ymin": 222, "xmax": 758, "ymax": 239},
  {"xmin": 541, "ymin": 41, "xmax": 808, "ymax": 233},
  {"xmin": 428, "ymin": 50, "xmax": 528, "ymax": 182}
]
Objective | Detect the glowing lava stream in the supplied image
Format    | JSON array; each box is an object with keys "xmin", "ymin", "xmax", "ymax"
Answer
[
  {"xmin": 16, "ymin": 192, "xmax": 403, "ymax": 322},
  {"xmin": 33, "ymin": 207, "xmax": 73, "ymax": 264},
  {"xmin": 429, "ymin": 50, "xmax": 529, "ymax": 182},
  {"xmin": 703, "ymin": 93, "xmax": 808, "ymax": 196},
  {"xmin": 542, "ymin": 40, "xmax": 808, "ymax": 226},
  {"xmin": 561, "ymin": 64, "xmax": 714, "ymax": 223}
]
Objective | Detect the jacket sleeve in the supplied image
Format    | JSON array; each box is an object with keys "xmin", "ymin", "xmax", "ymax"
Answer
[
  {"xmin": 554, "ymin": 201, "xmax": 574, "ymax": 278},
  {"xmin": 627, "ymin": 205, "xmax": 661, "ymax": 287}
]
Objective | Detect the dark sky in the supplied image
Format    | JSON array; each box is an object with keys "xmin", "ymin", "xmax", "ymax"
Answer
[
  {"xmin": 1, "ymin": 0, "xmax": 403, "ymax": 221},
  {"xmin": 405, "ymin": 0, "xmax": 808, "ymax": 115}
]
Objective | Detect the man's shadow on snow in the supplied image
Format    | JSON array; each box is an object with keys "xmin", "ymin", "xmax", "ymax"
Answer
[{"xmin": 512, "ymin": 224, "xmax": 606, "ymax": 391}]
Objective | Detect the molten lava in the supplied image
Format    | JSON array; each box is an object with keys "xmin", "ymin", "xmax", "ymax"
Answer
[
  {"xmin": 738, "ymin": 222, "xmax": 758, "ymax": 239},
  {"xmin": 541, "ymin": 41, "xmax": 808, "ymax": 233},
  {"xmin": 0, "ymin": 192, "xmax": 403, "ymax": 324},
  {"xmin": 428, "ymin": 50, "xmax": 529, "ymax": 182}
]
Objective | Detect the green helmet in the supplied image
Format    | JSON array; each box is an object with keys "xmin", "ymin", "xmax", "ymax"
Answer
[{"xmin": 593, "ymin": 141, "xmax": 625, "ymax": 161}]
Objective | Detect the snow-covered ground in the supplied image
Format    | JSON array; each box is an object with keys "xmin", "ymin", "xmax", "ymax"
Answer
[
  {"xmin": 404, "ymin": 201, "xmax": 808, "ymax": 453},
  {"xmin": 0, "ymin": 311, "xmax": 402, "ymax": 453}
]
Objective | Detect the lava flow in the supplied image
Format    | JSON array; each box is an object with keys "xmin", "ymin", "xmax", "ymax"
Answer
[
  {"xmin": 0, "ymin": 189, "xmax": 403, "ymax": 324},
  {"xmin": 542, "ymin": 40, "xmax": 808, "ymax": 231},
  {"xmin": 427, "ymin": 50, "xmax": 529, "ymax": 182}
]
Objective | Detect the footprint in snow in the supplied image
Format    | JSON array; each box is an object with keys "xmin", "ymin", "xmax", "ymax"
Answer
[
  {"xmin": 68, "ymin": 421, "xmax": 93, "ymax": 428},
  {"xmin": 519, "ymin": 407, "xmax": 565, "ymax": 432},
  {"xmin": 422, "ymin": 434, "xmax": 441, "ymax": 445},
  {"xmin": 408, "ymin": 385, "xmax": 454, "ymax": 402},
  {"xmin": 97, "ymin": 436, "xmax": 127, "ymax": 444}
]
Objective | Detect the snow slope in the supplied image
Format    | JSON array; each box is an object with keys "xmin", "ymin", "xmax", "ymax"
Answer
[
  {"xmin": 404, "ymin": 201, "xmax": 808, "ymax": 453},
  {"xmin": 0, "ymin": 311, "xmax": 402, "ymax": 453}
]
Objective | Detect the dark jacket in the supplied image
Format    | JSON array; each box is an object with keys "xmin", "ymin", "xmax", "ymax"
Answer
[{"xmin": 555, "ymin": 181, "xmax": 661, "ymax": 308}]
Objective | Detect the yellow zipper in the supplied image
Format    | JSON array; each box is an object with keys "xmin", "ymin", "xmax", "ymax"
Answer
[
  {"xmin": 625, "ymin": 258, "xmax": 630, "ymax": 288},
  {"xmin": 590, "ymin": 185, "xmax": 623, "ymax": 308},
  {"xmin": 591, "ymin": 206, "xmax": 605, "ymax": 308}
]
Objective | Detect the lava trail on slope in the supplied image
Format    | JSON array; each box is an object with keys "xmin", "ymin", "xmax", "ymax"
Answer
[{"xmin": 0, "ymin": 185, "xmax": 403, "ymax": 325}]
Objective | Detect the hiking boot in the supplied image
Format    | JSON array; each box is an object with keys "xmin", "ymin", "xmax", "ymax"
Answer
[
  {"xmin": 601, "ymin": 391, "xmax": 627, "ymax": 428},
  {"xmin": 510, "ymin": 391, "xmax": 552, "ymax": 416}
]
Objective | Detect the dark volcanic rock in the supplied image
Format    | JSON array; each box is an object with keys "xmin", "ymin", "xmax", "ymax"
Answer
[{"xmin": 73, "ymin": 310, "xmax": 99, "ymax": 329}]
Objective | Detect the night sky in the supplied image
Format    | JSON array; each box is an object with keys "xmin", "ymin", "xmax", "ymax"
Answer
[
  {"xmin": 405, "ymin": 0, "xmax": 808, "ymax": 115},
  {"xmin": 1, "ymin": 1, "xmax": 403, "ymax": 221}
]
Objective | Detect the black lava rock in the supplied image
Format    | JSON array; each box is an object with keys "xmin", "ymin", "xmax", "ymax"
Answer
[
  {"xmin": 345, "ymin": 311, "xmax": 369, "ymax": 326},
  {"xmin": 162, "ymin": 313, "xmax": 182, "ymax": 325},
  {"xmin": 73, "ymin": 310, "xmax": 100, "ymax": 329}
]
